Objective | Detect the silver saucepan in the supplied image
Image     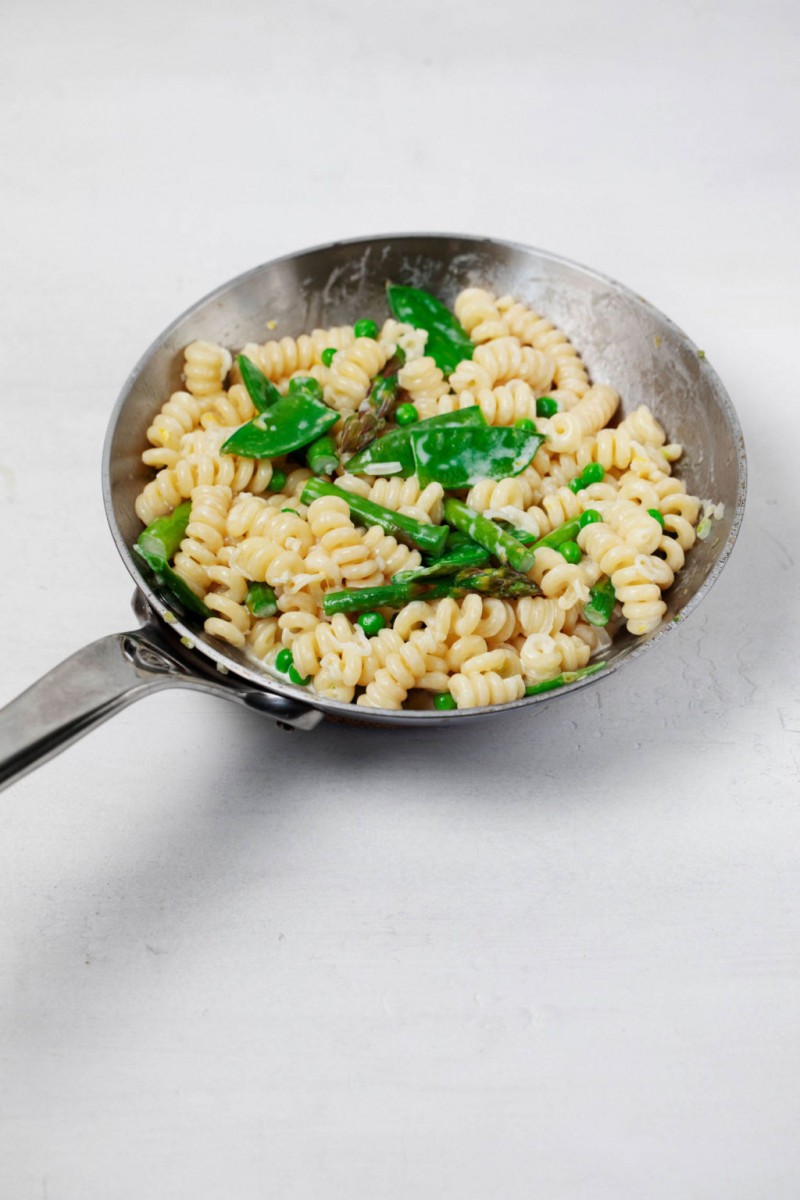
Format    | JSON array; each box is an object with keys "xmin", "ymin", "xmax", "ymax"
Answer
[{"xmin": 0, "ymin": 234, "xmax": 747, "ymax": 790}]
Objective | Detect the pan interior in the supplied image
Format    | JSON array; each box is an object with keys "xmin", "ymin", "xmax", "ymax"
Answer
[{"xmin": 104, "ymin": 234, "xmax": 745, "ymax": 721}]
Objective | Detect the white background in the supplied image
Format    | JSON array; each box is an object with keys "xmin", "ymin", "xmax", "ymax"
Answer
[{"xmin": 1, "ymin": 1, "xmax": 798, "ymax": 1196}]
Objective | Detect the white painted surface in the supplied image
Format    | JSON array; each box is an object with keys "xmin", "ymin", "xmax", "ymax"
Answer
[{"xmin": 1, "ymin": 0, "xmax": 798, "ymax": 1196}]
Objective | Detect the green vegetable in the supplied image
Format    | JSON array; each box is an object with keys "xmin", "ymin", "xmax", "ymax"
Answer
[
  {"xmin": 345, "ymin": 407, "xmax": 486, "ymax": 477},
  {"xmin": 245, "ymin": 583, "xmax": 278, "ymax": 618},
  {"xmin": 354, "ymin": 319, "xmax": 378, "ymax": 339},
  {"xmin": 394, "ymin": 402, "xmax": 419, "ymax": 426},
  {"xmin": 301, "ymin": 477, "xmax": 449, "ymax": 557},
  {"xmin": 392, "ymin": 536, "xmax": 490, "ymax": 581},
  {"xmin": 370, "ymin": 374, "xmax": 400, "ymax": 410},
  {"xmin": 648, "ymin": 507, "xmax": 665, "ymax": 528},
  {"xmin": 558, "ymin": 540, "xmax": 582, "ymax": 564},
  {"xmin": 514, "ymin": 417, "xmax": 536, "ymax": 431},
  {"xmin": 324, "ymin": 578, "xmax": 455, "ymax": 616},
  {"xmin": 386, "ymin": 284, "xmax": 473, "ymax": 374},
  {"xmin": 146, "ymin": 566, "xmax": 212, "ymax": 619},
  {"xmin": 322, "ymin": 564, "xmax": 540, "ymax": 616},
  {"xmin": 336, "ymin": 358, "xmax": 405, "ymax": 459},
  {"xmin": 579, "ymin": 509, "xmax": 603, "ymax": 528},
  {"xmin": 306, "ymin": 434, "xmax": 339, "ymax": 475},
  {"xmin": 357, "ymin": 611, "xmax": 386, "ymax": 637},
  {"xmin": 288, "ymin": 376, "xmax": 323, "ymax": 401},
  {"xmin": 275, "ymin": 648, "xmax": 293, "ymax": 673},
  {"xmin": 237, "ymin": 354, "xmax": 282, "ymax": 413},
  {"xmin": 448, "ymin": 564, "xmax": 542, "ymax": 598},
  {"xmin": 268, "ymin": 469, "xmax": 287, "ymax": 492},
  {"xmin": 583, "ymin": 576, "xmax": 616, "ymax": 627},
  {"xmin": 443, "ymin": 499, "xmax": 536, "ymax": 573},
  {"xmin": 433, "ymin": 693, "xmax": 457, "ymax": 711},
  {"xmin": 494, "ymin": 519, "xmax": 537, "ymax": 546},
  {"xmin": 536, "ymin": 396, "xmax": 558, "ymax": 418},
  {"xmin": 135, "ymin": 501, "xmax": 191, "ymax": 566},
  {"xmin": 412, "ymin": 424, "xmax": 544, "ymax": 489},
  {"xmin": 531, "ymin": 509, "xmax": 602, "ymax": 552},
  {"xmin": 221, "ymin": 388, "xmax": 338, "ymax": 459},
  {"xmin": 288, "ymin": 665, "xmax": 311, "ymax": 686},
  {"xmin": 134, "ymin": 503, "xmax": 212, "ymax": 619},
  {"xmin": 321, "ymin": 347, "xmax": 337, "ymax": 367},
  {"xmin": 569, "ymin": 462, "xmax": 605, "ymax": 493},
  {"xmin": 524, "ymin": 662, "xmax": 607, "ymax": 695}
]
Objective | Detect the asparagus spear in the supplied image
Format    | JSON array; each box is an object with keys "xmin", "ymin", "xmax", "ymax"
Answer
[
  {"xmin": 336, "ymin": 351, "xmax": 406, "ymax": 458},
  {"xmin": 531, "ymin": 509, "xmax": 601, "ymax": 552},
  {"xmin": 134, "ymin": 503, "xmax": 212, "ymax": 619},
  {"xmin": 583, "ymin": 576, "xmax": 616, "ymax": 627},
  {"xmin": 301, "ymin": 477, "xmax": 448, "ymax": 556},
  {"xmin": 443, "ymin": 498, "xmax": 536, "ymax": 573},
  {"xmin": 524, "ymin": 662, "xmax": 607, "ymax": 695},
  {"xmin": 322, "ymin": 565, "xmax": 540, "ymax": 616},
  {"xmin": 306, "ymin": 434, "xmax": 339, "ymax": 476},
  {"xmin": 392, "ymin": 537, "xmax": 490, "ymax": 582},
  {"xmin": 323, "ymin": 577, "xmax": 454, "ymax": 616},
  {"xmin": 245, "ymin": 582, "xmax": 279, "ymax": 618}
]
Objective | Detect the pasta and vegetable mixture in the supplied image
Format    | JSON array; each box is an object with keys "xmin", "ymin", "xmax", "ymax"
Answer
[{"xmin": 133, "ymin": 284, "xmax": 707, "ymax": 710}]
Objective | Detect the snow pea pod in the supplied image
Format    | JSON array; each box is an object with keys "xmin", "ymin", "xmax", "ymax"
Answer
[
  {"xmin": 412, "ymin": 424, "xmax": 544, "ymax": 489},
  {"xmin": 221, "ymin": 387, "xmax": 338, "ymax": 459},
  {"xmin": 237, "ymin": 354, "xmax": 282, "ymax": 413},
  {"xmin": 345, "ymin": 407, "xmax": 486, "ymax": 477},
  {"xmin": 386, "ymin": 284, "xmax": 473, "ymax": 375}
]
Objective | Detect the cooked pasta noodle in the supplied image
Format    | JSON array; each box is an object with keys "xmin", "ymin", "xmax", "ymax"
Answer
[
  {"xmin": 241, "ymin": 326, "xmax": 354, "ymax": 382},
  {"xmin": 183, "ymin": 341, "xmax": 233, "ymax": 398}
]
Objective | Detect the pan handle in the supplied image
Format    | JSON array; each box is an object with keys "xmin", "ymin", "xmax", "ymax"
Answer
[{"xmin": 0, "ymin": 624, "xmax": 322, "ymax": 793}]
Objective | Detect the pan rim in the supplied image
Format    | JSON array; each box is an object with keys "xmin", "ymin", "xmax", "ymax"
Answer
[{"xmin": 101, "ymin": 231, "xmax": 747, "ymax": 722}]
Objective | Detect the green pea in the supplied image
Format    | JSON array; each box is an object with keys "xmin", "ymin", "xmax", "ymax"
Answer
[
  {"xmin": 321, "ymin": 347, "xmax": 337, "ymax": 367},
  {"xmin": 514, "ymin": 418, "xmax": 537, "ymax": 432},
  {"xmin": 357, "ymin": 611, "xmax": 386, "ymax": 637},
  {"xmin": 569, "ymin": 462, "xmax": 606, "ymax": 492},
  {"xmin": 288, "ymin": 665, "xmax": 311, "ymax": 686},
  {"xmin": 268, "ymin": 469, "xmax": 287, "ymax": 493},
  {"xmin": 354, "ymin": 319, "xmax": 379, "ymax": 340},
  {"xmin": 648, "ymin": 507, "xmax": 666, "ymax": 528},
  {"xmin": 275, "ymin": 648, "xmax": 293, "ymax": 673},
  {"xmin": 281, "ymin": 507, "xmax": 297, "ymax": 514},
  {"xmin": 536, "ymin": 396, "xmax": 558, "ymax": 418},
  {"xmin": 394, "ymin": 402, "xmax": 419, "ymax": 427},
  {"xmin": 582, "ymin": 462, "xmax": 605, "ymax": 485},
  {"xmin": 288, "ymin": 376, "xmax": 323, "ymax": 401},
  {"xmin": 433, "ymin": 692, "xmax": 457, "ymax": 711},
  {"xmin": 559, "ymin": 540, "xmax": 582, "ymax": 563},
  {"xmin": 578, "ymin": 508, "xmax": 602, "ymax": 528}
]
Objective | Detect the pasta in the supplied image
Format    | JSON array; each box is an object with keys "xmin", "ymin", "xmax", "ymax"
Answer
[{"xmin": 133, "ymin": 284, "xmax": 705, "ymax": 710}]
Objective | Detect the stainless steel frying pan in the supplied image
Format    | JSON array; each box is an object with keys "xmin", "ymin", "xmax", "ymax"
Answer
[{"xmin": 0, "ymin": 234, "xmax": 747, "ymax": 791}]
